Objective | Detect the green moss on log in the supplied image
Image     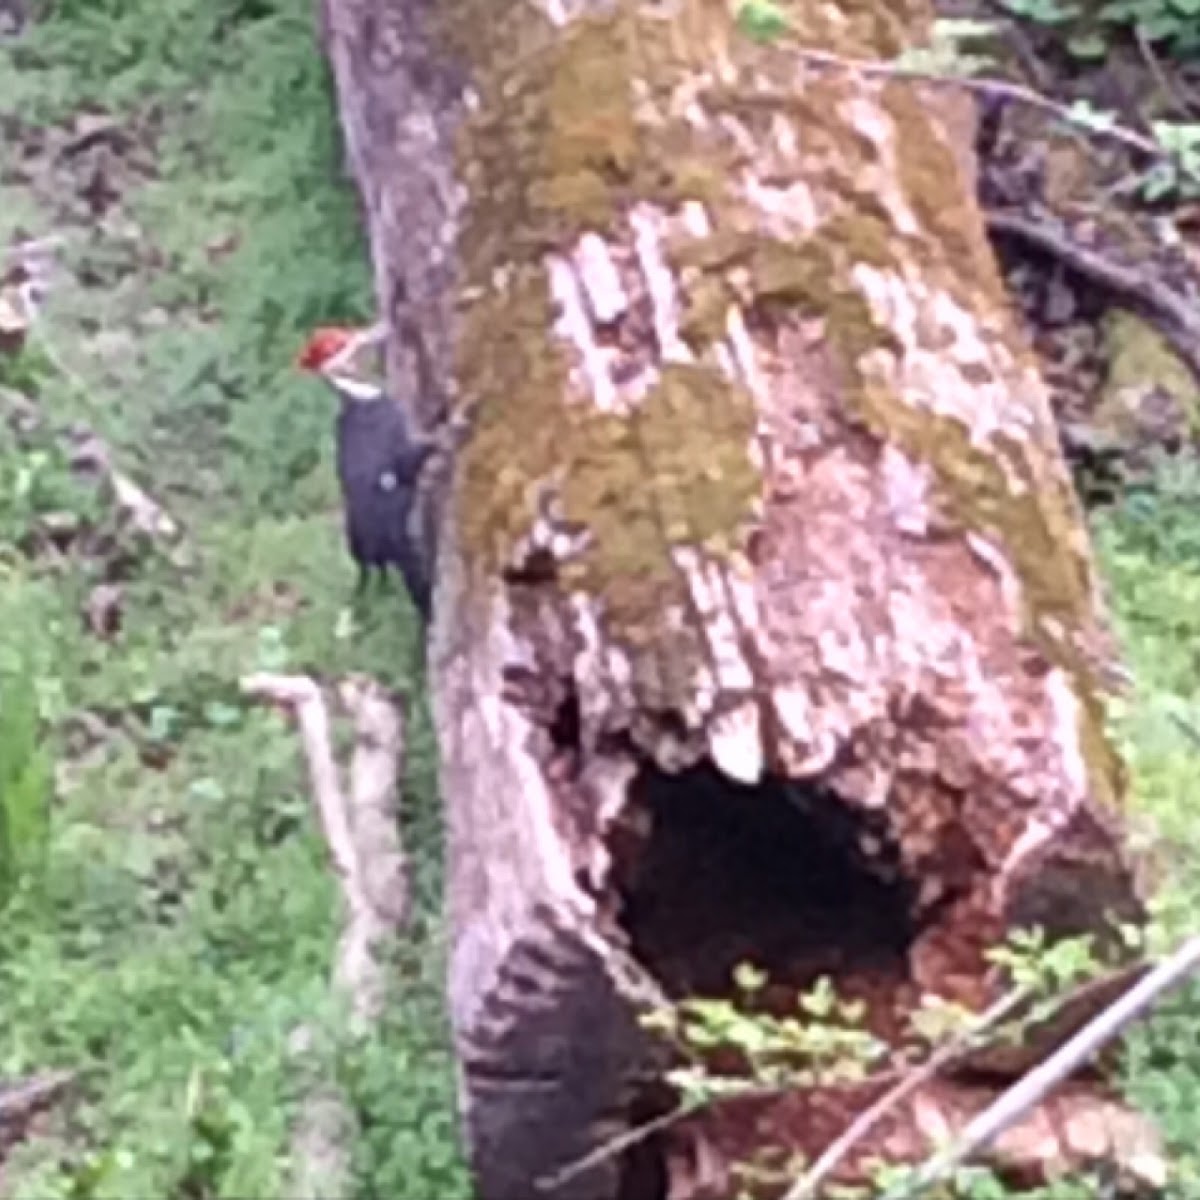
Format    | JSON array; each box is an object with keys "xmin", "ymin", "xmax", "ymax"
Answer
[
  {"xmin": 457, "ymin": 264, "xmax": 759, "ymax": 630},
  {"xmin": 443, "ymin": 0, "xmax": 1119, "ymax": 796},
  {"xmin": 443, "ymin": 1, "xmax": 943, "ymax": 627}
]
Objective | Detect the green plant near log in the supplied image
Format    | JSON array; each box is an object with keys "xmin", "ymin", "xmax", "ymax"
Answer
[
  {"xmin": 0, "ymin": 663, "xmax": 51, "ymax": 913},
  {"xmin": 1001, "ymin": 0, "xmax": 1200, "ymax": 58}
]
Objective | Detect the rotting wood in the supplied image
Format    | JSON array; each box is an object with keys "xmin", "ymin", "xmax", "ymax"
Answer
[{"xmin": 317, "ymin": 1, "xmax": 1157, "ymax": 1195}]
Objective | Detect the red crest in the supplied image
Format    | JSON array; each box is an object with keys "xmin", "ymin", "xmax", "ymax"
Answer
[{"xmin": 295, "ymin": 326, "xmax": 362, "ymax": 371}]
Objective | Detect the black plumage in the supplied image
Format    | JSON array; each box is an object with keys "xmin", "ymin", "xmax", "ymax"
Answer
[{"xmin": 335, "ymin": 397, "xmax": 434, "ymax": 621}]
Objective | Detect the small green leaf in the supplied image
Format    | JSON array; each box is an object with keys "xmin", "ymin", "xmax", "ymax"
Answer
[
  {"xmin": 733, "ymin": 961, "xmax": 767, "ymax": 994},
  {"xmin": 735, "ymin": 0, "xmax": 790, "ymax": 42},
  {"xmin": 1067, "ymin": 30, "xmax": 1109, "ymax": 58}
]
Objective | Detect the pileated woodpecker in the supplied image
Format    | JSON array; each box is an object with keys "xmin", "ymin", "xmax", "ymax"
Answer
[{"xmin": 295, "ymin": 324, "xmax": 434, "ymax": 621}]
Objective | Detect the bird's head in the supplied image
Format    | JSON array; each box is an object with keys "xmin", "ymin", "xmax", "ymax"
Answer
[
  {"xmin": 295, "ymin": 325, "xmax": 361, "ymax": 372},
  {"xmin": 295, "ymin": 323, "xmax": 387, "ymax": 402}
]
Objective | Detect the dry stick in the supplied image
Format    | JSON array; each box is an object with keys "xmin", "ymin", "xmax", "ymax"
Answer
[
  {"xmin": 66, "ymin": 428, "xmax": 181, "ymax": 546},
  {"xmin": 789, "ymin": 46, "xmax": 1163, "ymax": 159},
  {"xmin": 2, "ymin": 234, "xmax": 68, "ymax": 261},
  {"xmin": 0, "ymin": 1070, "xmax": 76, "ymax": 1126},
  {"xmin": 333, "ymin": 675, "xmax": 411, "ymax": 1028},
  {"xmin": 976, "ymin": 0, "xmax": 1055, "ymax": 93},
  {"xmin": 781, "ymin": 989, "xmax": 1029, "ymax": 1200},
  {"xmin": 882, "ymin": 935, "xmax": 1200, "ymax": 1200},
  {"xmin": 240, "ymin": 672, "xmax": 410, "ymax": 1199},
  {"xmin": 1168, "ymin": 712, "xmax": 1200, "ymax": 751},
  {"xmin": 539, "ymin": 1101, "xmax": 702, "ymax": 1192},
  {"xmin": 1134, "ymin": 25, "xmax": 1196, "ymax": 121},
  {"xmin": 242, "ymin": 674, "xmax": 363, "ymax": 903},
  {"xmin": 240, "ymin": 674, "xmax": 361, "ymax": 1200},
  {"xmin": 986, "ymin": 209, "xmax": 1200, "ymax": 387}
]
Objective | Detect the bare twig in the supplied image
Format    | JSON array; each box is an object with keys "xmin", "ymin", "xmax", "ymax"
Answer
[
  {"xmin": 1135, "ymin": 26, "xmax": 1196, "ymax": 121},
  {"xmin": 986, "ymin": 208, "xmax": 1200, "ymax": 387},
  {"xmin": 0, "ymin": 1070, "xmax": 76, "ymax": 1126},
  {"xmin": 67, "ymin": 428, "xmax": 181, "ymax": 545},
  {"xmin": 882, "ymin": 935, "xmax": 1200, "ymax": 1198},
  {"xmin": 539, "ymin": 1102, "xmax": 701, "ymax": 1192},
  {"xmin": 0, "ymin": 244, "xmax": 181, "ymax": 549},
  {"xmin": 0, "ymin": 280, "xmax": 32, "ymax": 352},
  {"xmin": 976, "ymin": 0, "xmax": 1054, "ymax": 93},
  {"xmin": 782, "ymin": 989, "xmax": 1029, "ymax": 1200},
  {"xmin": 539, "ymin": 1066, "xmax": 917, "ymax": 1191},
  {"xmin": 1168, "ymin": 712, "xmax": 1200, "ymax": 751},
  {"xmin": 2, "ymin": 234, "xmax": 68, "ymax": 262},
  {"xmin": 548, "ymin": 962, "xmax": 1140, "ymax": 1194},
  {"xmin": 789, "ymin": 46, "xmax": 1164, "ymax": 159}
]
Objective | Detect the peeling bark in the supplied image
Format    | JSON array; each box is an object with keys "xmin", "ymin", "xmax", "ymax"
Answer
[{"xmin": 319, "ymin": 1, "xmax": 1149, "ymax": 1196}]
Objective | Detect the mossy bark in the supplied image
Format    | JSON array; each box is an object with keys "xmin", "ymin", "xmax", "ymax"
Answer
[{"xmin": 320, "ymin": 0, "xmax": 1149, "ymax": 1196}]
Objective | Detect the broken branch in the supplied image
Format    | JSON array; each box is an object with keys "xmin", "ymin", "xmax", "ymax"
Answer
[
  {"xmin": 885, "ymin": 935, "xmax": 1200, "ymax": 1198},
  {"xmin": 789, "ymin": 46, "xmax": 1164, "ymax": 159},
  {"xmin": 0, "ymin": 1070, "xmax": 76, "ymax": 1126},
  {"xmin": 240, "ymin": 672, "xmax": 411, "ymax": 1200},
  {"xmin": 241, "ymin": 673, "xmax": 365, "ymax": 914},
  {"xmin": 67, "ymin": 427, "xmax": 181, "ymax": 546},
  {"xmin": 783, "ymin": 989, "xmax": 1030, "ymax": 1200},
  {"xmin": 986, "ymin": 208, "xmax": 1200, "ymax": 387}
]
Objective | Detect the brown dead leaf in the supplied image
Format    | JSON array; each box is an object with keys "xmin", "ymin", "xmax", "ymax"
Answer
[
  {"xmin": 205, "ymin": 232, "xmax": 241, "ymax": 261},
  {"xmin": 83, "ymin": 582, "xmax": 124, "ymax": 640},
  {"xmin": 60, "ymin": 112, "xmax": 126, "ymax": 158}
]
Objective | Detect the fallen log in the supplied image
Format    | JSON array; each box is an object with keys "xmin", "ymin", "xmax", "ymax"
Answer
[{"xmin": 317, "ymin": 0, "xmax": 1159, "ymax": 1194}]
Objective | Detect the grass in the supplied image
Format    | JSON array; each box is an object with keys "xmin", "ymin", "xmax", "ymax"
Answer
[
  {"xmin": 0, "ymin": 0, "xmax": 468, "ymax": 1196},
  {"xmin": 3, "ymin": 0, "xmax": 1200, "ymax": 1197},
  {"xmin": 1093, "ymin": 462, "xmax": 1200, "ymax": 1199}
]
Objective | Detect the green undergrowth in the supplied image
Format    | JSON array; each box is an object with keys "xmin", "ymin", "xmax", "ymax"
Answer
[
  {"xmin": 0, "ymin": 0, "xmax": 467, "ymax": 1197},
  {"xmin": 1094, "ymin": 458, "xmax": 1200, "ymax": 1197}
]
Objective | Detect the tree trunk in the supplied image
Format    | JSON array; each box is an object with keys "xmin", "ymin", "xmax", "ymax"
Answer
[{"xmin": 318, "ymin": 2, "xmax": 1148, "ymax": 1196}]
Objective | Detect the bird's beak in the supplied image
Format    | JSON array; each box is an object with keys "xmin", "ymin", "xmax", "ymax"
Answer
[
  {"xmin": 327, "ymin": 323, "xmax": 387, "ymax": 375},
  {"xmin": 357, "ymin": 321, "xmax": 387, "ymax": 347}
]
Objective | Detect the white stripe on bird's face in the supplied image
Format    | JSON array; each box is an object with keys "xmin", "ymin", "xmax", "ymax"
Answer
[{"xmin": 319, "ymin": 324, "xmax": 388, "ymax": 402}]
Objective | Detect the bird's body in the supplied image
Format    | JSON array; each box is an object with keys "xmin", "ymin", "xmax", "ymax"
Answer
[
  {"xmin": 296, "ymin": 324, "xmax": 436, "ymax": 623},
  {"xmin": 335, "ymin": 397, "xmax": 434, "ymax": 616}
]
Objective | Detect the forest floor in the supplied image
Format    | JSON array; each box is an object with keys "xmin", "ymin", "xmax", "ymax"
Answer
[
  {"xmin": 0, "ymin": 2, "xmax": 467, "ymax": 1197},
  {"xmin": 1, "ymin": 3, "xmax": 1200, "ymax": 1199}
]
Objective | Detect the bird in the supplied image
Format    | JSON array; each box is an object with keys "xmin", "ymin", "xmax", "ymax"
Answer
[{"xmin": 295, "ymin": 324, "xmax": 434, "ymax": 621}]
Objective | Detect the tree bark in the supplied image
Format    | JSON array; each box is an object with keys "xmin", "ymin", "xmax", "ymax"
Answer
[{"xmin": 318, "ymin": 1, "xmax": 1149, "ymax": 1196}]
